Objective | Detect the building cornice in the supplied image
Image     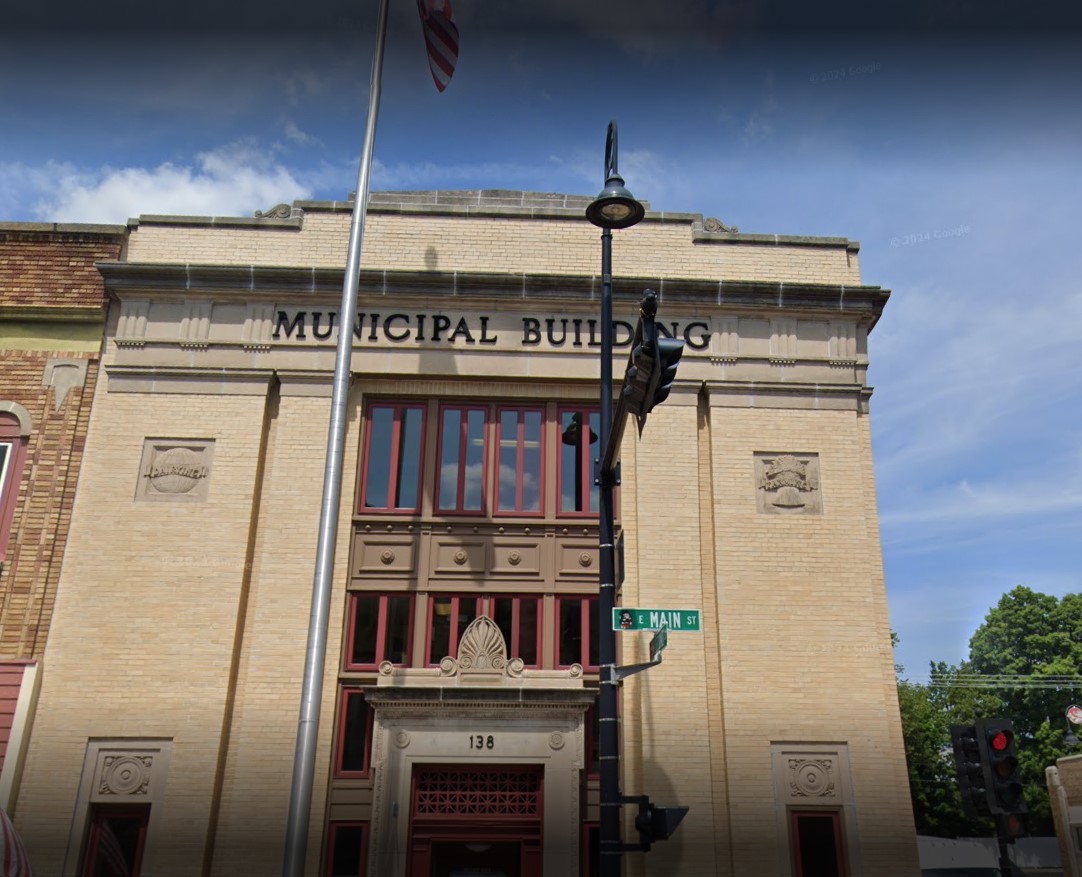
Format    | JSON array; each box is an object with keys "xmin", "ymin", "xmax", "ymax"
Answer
[{"xmin": 97, "ymin": 262, "xmax": 889, "ymax": 322}]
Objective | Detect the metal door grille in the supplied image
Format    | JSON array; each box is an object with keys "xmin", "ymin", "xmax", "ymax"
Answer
[{"xmin": 413, "ymin": 766, "xmax": 541, "ymax": 817}]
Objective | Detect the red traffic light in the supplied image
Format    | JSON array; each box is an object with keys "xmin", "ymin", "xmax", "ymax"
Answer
[{"xmin": 990, "ymin": 730, "xmax": 1012, "ymax": 751}]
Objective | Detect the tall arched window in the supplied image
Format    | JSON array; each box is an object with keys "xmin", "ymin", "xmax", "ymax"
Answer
[{"xmin": 0, "ymin": 404, "xmax": 31, "ymax": 560}]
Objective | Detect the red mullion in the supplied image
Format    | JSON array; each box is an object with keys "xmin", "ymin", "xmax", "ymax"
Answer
[
  {"xmin": 510, "ymin": 597, "xmax": 522, "ymax": 657},
  {"xmin": 335, "ymin": 688, "xmax": 373, "ymax": 779},
  {"xmin": 581, "ymin": 597, "xmax": 596, "ymax": 670},
  {"xmin": 373, "ymin": 597, "xmax": 389, "ymax": 666}
]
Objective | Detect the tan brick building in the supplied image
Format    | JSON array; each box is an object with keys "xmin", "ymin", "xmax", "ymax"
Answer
[
  {"xmin": 1048, "ymin": 753, "xmax": 1082, "ymax": 877},
  {"xmin": 0, "ymin": 222, "xmax": 125, "ymax": 815},
  {"xmin": 13, "ymin": 191, "xmax": 919, "ymax": 876}
]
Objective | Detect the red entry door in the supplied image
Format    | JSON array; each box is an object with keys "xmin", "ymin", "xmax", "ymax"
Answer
[{"xmin": 407, "ymin": 765, "xmax": 543, "ymax": 877}]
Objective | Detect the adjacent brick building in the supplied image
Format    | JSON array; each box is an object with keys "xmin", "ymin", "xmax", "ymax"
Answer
[
  {"xmin": 13, "ymin": 192, "xmax": 919, "ymax": 876},
  {"xmin": 0, "ymin": 222, "xmax": 126, "ymax": 812}
]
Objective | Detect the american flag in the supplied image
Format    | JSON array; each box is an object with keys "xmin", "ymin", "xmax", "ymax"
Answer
[
  {"xmin": 416, "ymin": 0, "xmax": 459, "ymax": 92},
  {"xmin": 0, "ymin": 807, "xmax": 32, "ymax": 877}
]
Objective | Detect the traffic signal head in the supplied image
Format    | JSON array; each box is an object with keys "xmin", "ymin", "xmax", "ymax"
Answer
[
  {"xmin": 950, "ymin": 724, "xmax": 991, "ymax": 819},
  {"xmin": 977, "ymin": 718, "xmax": 1027, "ymax": 815},
  {"xmin": 622, "ymin": 340, "xmax": 656, "ymax": 418},
  {"xmin": 650, "ymin": 337, "xmax": 684, "ymax": 410},
  {"xmin": 634, "ymin": 798, "xmax": 689, "ymax": 850},
  {"xmin": 996, "ymin": 812, "xmax": 1028, "ymax": 840}
]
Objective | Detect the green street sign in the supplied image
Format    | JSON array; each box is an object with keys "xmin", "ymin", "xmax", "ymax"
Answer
[
  {"xmin": 649, "ymin": 626, "xmax": 668, "ymax": 662},
  {"xmin": 613, "ymin": 608, "xmax": 701, "ymax": 632}
]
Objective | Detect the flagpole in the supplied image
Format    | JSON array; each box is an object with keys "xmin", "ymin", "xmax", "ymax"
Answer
[{"xmin": 281, "ymin": 0, "xmax": 390, "ymax": 873}]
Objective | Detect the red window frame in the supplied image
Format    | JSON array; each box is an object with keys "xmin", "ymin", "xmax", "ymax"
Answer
[
  {"xmin": 0, "ymin": 414, "xmax": 28, "ymax": 560},
  {"xmin": 325, "ymin": 821, "xmax": 369, "ymax": 877},
  {"xmin": 435, "ymin": 404, "xmax": 489, "ymax": 514},
  {"xmin": 425, "ymin": 595, "xmax": 483, "ymax": 666},
  {"xmin": 584, "ymin": 700, "xmax": 600, "ymax": 778},
  {"xmin": 493, "ymin": 405, "xmax": 545, "ymax": 517},
  {"xmin": 555, "ymin": 596, "xmax": 599, "ymax": 671},
  {"xmin": 488, "ymin": 595, "xmax": 542, "ymax": 668},
  {"xmin": 557, "ymin": 406, "xmax": 600, "ymax": 517},
  {"xmin": 358, "ymin": 402, "xmax": 426, "ymax": 514},
  {"xmin": 790, "ymin": 810, "xmax": 846, "ymax": 877},
  {"xmin": 345, "ymin": 593, "xmax": 414, "ymax": 670},
  {"xmin": 335, "ymin": 688, "xmax": 374, "ymax": 779},
  {"xmin": 81, "ymin": 804, "xmax": 149, "ymax": 877}
]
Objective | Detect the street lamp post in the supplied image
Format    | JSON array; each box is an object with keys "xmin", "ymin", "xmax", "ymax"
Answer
[{"xmin": 586, "ymin": 120, "xmax": 646, "ymax": 877}]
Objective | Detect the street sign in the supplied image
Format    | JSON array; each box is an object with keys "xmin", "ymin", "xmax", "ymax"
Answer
[
  {"xmin": 649, "ymin": 625, "xmax": 668, "ymax": 662},
  {"xmin": 613, "ymin": 608, "xmax": 701, "ymax": 632},
  {"xmin": 1067, "ymin": 704, "xmax": 1082, "ymax": 726}
]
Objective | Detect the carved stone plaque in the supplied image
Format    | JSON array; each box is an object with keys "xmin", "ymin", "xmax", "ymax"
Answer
[
  {"xmin": 754, "ymin": 452, "xmax": 822, "ymax": 515},
  {"xmin": 136, "ymin": 439, "xmax": 215, "ymax": 502}
]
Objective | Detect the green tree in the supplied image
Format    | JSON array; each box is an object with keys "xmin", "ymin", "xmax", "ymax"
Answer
[{"xmin": 896, "ymin": 586, "xmax": 1082, "ymax": 836}]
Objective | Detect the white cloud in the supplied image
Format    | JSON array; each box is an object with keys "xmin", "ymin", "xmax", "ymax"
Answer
[
  {"xmin": 284, "ymin": 122, "xmax": 322, "ymax": 147},
  {"xmin": 30, "ymin": 142, "xmax": 312, "ymax": 224}
]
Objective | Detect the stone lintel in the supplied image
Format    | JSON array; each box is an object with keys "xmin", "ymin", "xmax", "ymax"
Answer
[{"xmin": 104, "ymin": 366, "xmax": 273, "ymax": 395}]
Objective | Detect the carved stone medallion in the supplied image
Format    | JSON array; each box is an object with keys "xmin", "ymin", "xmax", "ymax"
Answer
[{"xmin": 755, "ymin": 452, "xmax": 822, "ymax": 515}]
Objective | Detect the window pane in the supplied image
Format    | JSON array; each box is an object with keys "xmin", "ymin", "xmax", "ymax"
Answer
[
  {"xmin": 492, "ymin": 597, "xmax": 538, "ymax": 666},
  {"xmin": 463, "ymin": 409, "xmax": 485, "ymax": 511},
  {"xmin": 522, "ymin": 410, "xmax": 542, "ymax": 512},
  {"xmin": 587, "ymin": 597, "xmax": 599, "ymax": 667},
  {"xmin": 518, "ymin": 598, "xmax": 538, "ymax": 666},
  {"xmin": 588, "ymin": 702, "xmax": 600, "ymax": 774},
  {"xmin": 559, "ymin": 411, "xmax": 585, "ymax": 512},
  {"xmin": 457, "ymin": 597, "xmax": 481, "ymax": 644},
  {"xmin": 0, "ymin": 443, "xmax": 11, "ymax": 492},
  {"xmin": 340, "ymin": 692, "xmax": 370, "ymax": 773},
  {"xmin": 438, "ymin": 409, "xmax": 461, "ymax": 510},
  {"xmin": 492, "ymin": 598, "xmax": 514, "ymax": 653},
  {"xmin": 87, "ymin": 812, "xmax": 145, "ymax": 877},
  {"xmin": 385, "ymin": 596, "xmax": 412, "ymax": 665},
  {"xmin": 430, "ymin": 597, "xmax": 452, "ymax": 661},
  {"xmin": 395, "ymin": 407, "xmax": 423, "ymax": 508},
  {"xmin": 363, "ymin": 407, "xmax": 393, "ymax": 508},
  {"xmin": 559, "ymin": 599, "xmax": 582, "ymax": 666},
  {"xmin": 329, "ymin": 824, "xmax": 365, "ymax": 877},
  {"xmin": 497, "ymin": 410, "xmax": 518, "ymax": 511},
  {"xmin": 586, "ymin": 411, "xmax": 600, "ymax": 513},
  {"xmin": 350, "ymin": 596, "xmax": 379, "ymax": 666},
  {"xmin": 796, "ymin": 813, "xmax": 842, "ymax": 877},
  {"xmin": 559, "ymin": 409, "xmax": 598, "ymax": 514}
]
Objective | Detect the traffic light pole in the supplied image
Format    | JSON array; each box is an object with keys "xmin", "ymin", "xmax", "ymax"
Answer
[{"xmin": 597, "ymin": 226, "xmax": 623, "ymax": 877}]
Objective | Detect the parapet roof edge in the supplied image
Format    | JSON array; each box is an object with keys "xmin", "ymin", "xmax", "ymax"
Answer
[
  {"xmin": 0, "ymin": 221, "xmax": 127, "ymax": 236},
  {"xmin": 128, "ymin": 204, "xmax": 857, "ymax": 251}
]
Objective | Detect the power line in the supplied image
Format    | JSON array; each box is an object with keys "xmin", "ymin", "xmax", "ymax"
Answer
[{"xmin": 925, "ymin": 674, "xmax": 1082, "ymax": 690}]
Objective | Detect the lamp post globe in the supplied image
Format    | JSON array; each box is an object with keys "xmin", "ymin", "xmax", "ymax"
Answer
[{"xmin": 586, "ymin": 173, "xmax": 646, "ymax": 230}]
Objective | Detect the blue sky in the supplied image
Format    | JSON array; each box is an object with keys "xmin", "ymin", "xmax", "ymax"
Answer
[{"xmin": 3, "ymin": 2, "xmax": 1080, "ymax": 680}]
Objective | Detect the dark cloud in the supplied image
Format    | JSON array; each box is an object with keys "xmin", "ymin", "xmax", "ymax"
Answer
[{"xmin": 9, "ymin": 0, "xmax": 1082, "ymax": 37}]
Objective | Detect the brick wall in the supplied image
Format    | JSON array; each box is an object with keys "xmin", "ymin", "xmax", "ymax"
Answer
[{"xmin": 0, "ymin": 226, "xmax": 124, "ymax": 661}]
